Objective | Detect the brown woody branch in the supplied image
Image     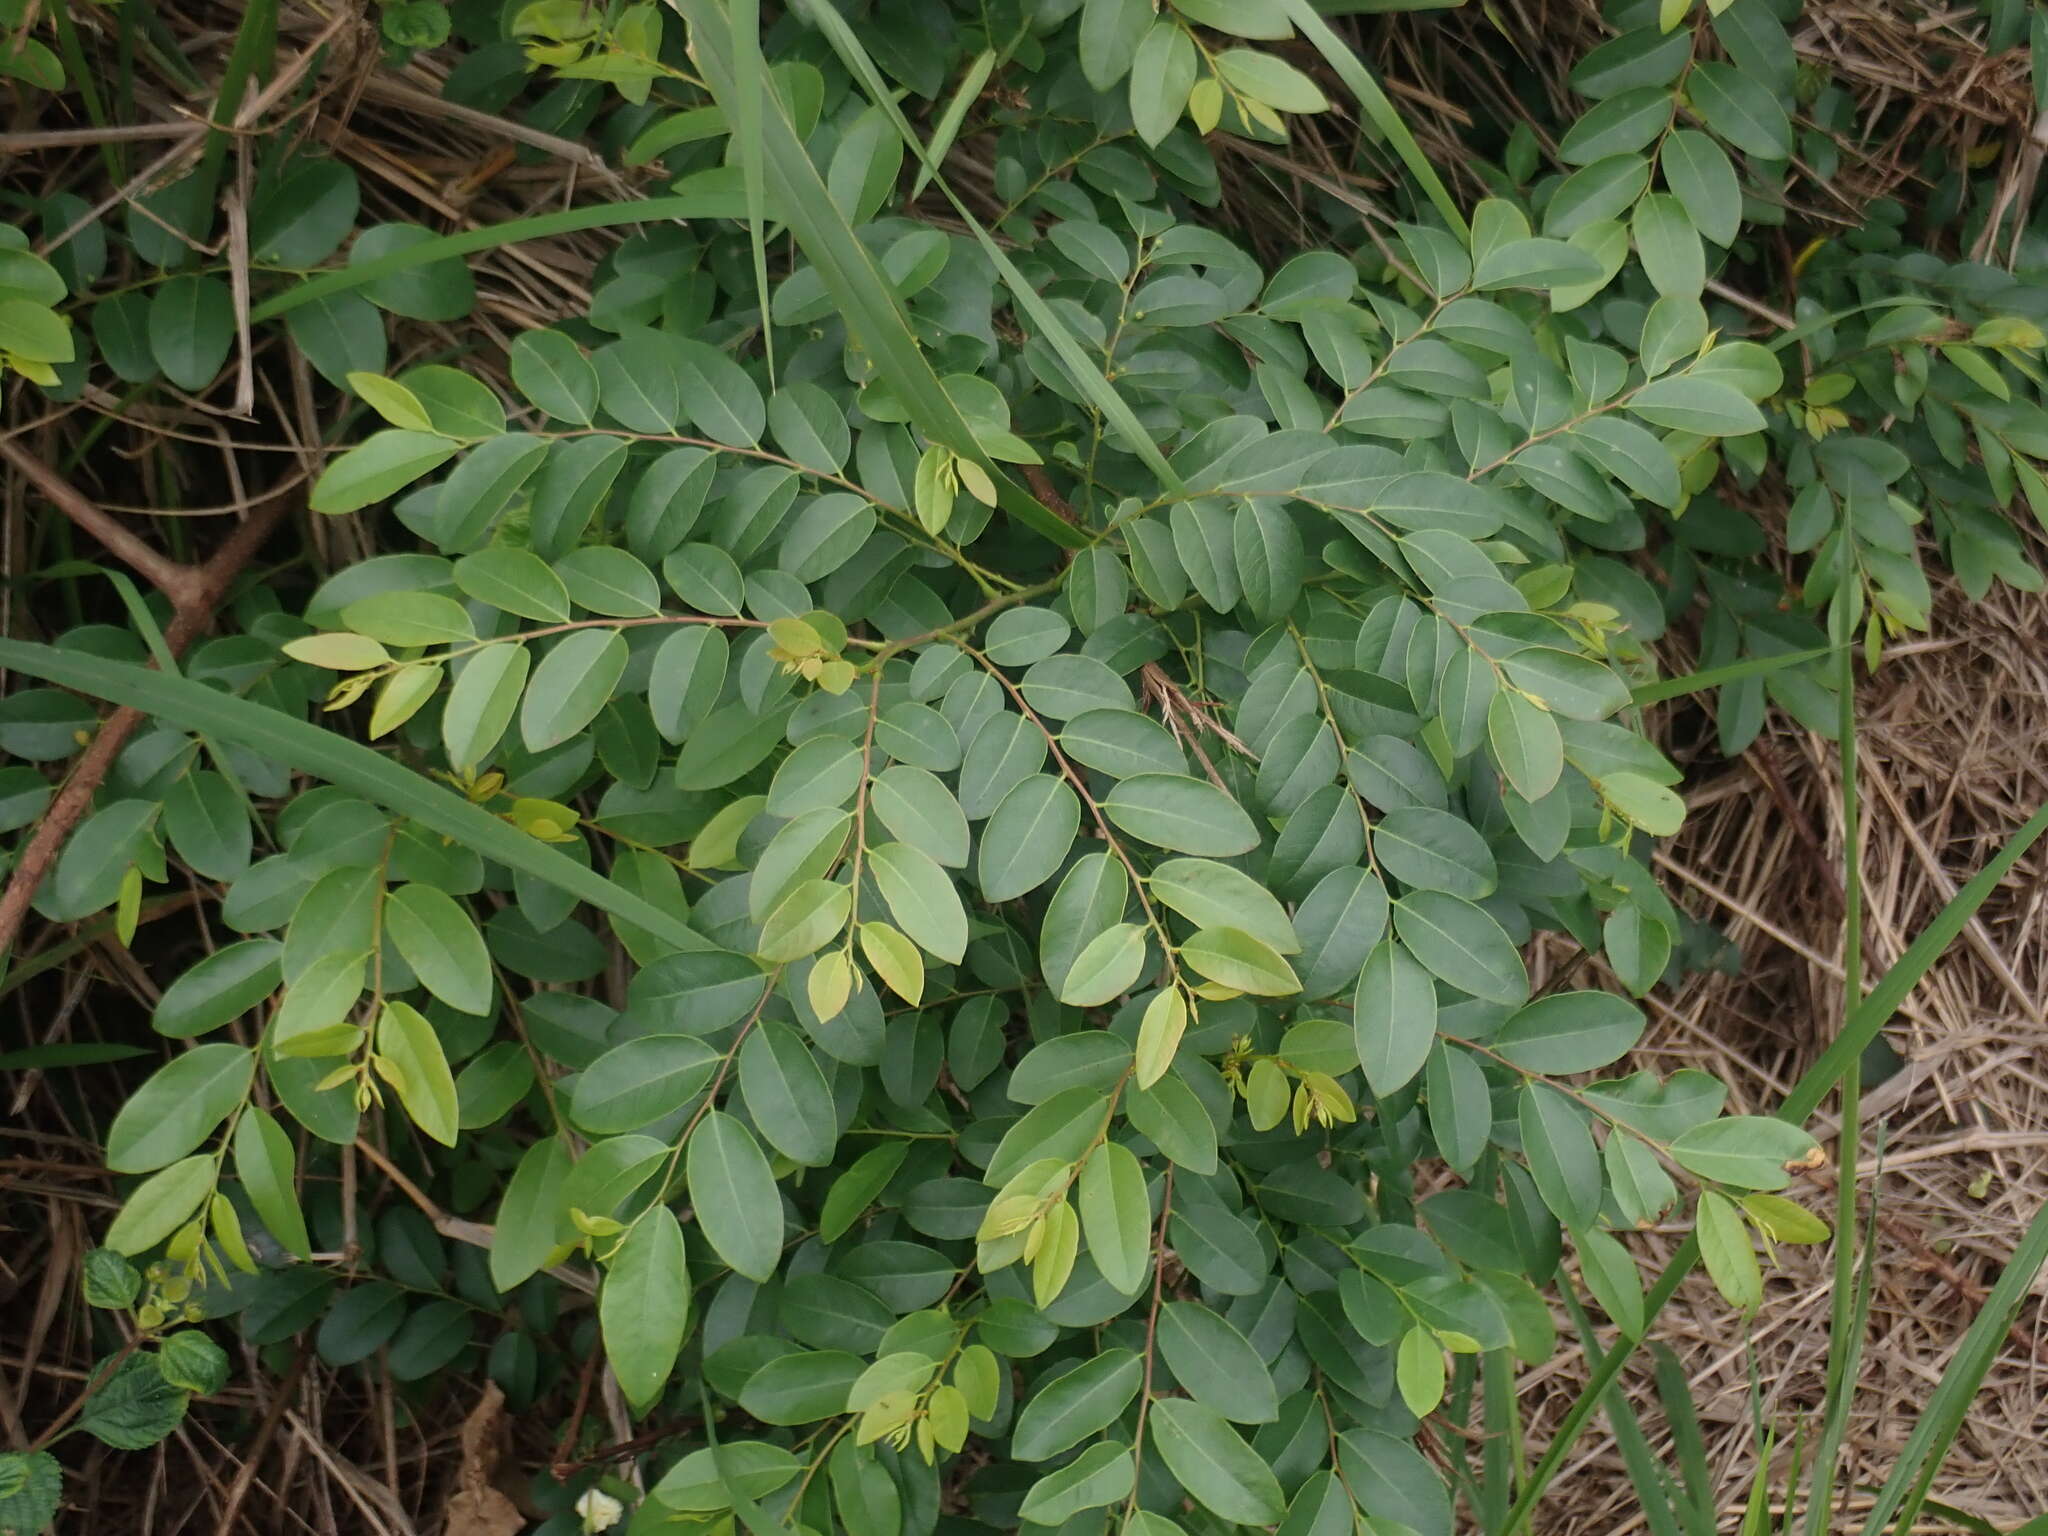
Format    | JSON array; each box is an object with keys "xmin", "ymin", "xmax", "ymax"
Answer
[{"xmin": 0, "ymin": 439, "xmax": 289, "ymax": 962}]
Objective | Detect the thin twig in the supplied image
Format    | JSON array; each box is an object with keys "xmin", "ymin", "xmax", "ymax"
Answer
[
  {"xmin": 0, "ymin": 445, "xmax": 289, "ymax": 961},
  {"xmin": 0, "ymin": 439, "xmax": 195, "ymax": 600}
]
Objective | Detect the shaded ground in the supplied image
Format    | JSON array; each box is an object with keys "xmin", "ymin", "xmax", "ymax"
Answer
[{"xmin": 1520, "ymin": 570, "xmax": 2048, "ymax": 1534}]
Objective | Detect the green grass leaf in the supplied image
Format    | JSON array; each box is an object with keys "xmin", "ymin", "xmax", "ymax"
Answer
[{"xmin": 0, "ymin": 639, "xmax": 715, "ymax": 958}]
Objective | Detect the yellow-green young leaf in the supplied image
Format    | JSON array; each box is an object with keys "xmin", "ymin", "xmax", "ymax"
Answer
[
  {"xmin": 368, "ymin": 663, "xmax": 442, "ymax": 740},
  {"xmin": 375, "ymin": 1000, "xmax": 459, "ymax": 1146},
  {"xmin": 386, "ymin": 883, "xmax": 493, "ymax": 1015},
  {"xmin": 272, "ymin": 950, "xmax": 367, "ymax": 1053},
  {"xmin": 952, "ymin": 1344, "xmax": 1000, "ymax": 1421},
  {"xmin": 1740, "ymin": 1192, "xmax": 1830, "ymax": 1245},
  {"xmin": 105, "ymin": 1155, "xmax": 214, "ymax": 1255},
  {"xmin": 1697, "ymin": 1190, "xmax": 1762, "ymax": 1310},
  {"xmin": 309, "ymin": 430, "xmax": 460, "ymax": 515},
  {"xmin": 346, "ymin": 371, "xmax": 436, "ymax": 431},
  {"xmin": 914, "ymin": 445, "xmax": 954, "ymax": 534},
  {"xmin": 1057, "ymin": 923, "xmax": 1148, "ymax": 1007},
  {"xmin": 927, "ymin": 1383, "xmax": 970, "ymax": 1452},
  {"xmin": 858, "ymin": 921, "xmax": 925, "ymax": 1004},
  {"xmin": 601, "ymin": 1206, "xmax": 690, "ymax": 1411},
  {"xmin": 689, "ymin": 794, "xmax": 766, "ymax": 870},
  {"xmin": 979, "ymin": 1194, "xmax": 1045, "ymax": 1245},
  {"xmin": 1297, "ymin": 1071, "xmax": 1354, "ymax": 1127},
  {"xmin": 1596, "ymin": 771, "xmax": 1685, "ymax": 835},
  {"xmin": 857, "ymin": 1390, "xmax": 919, "ymax": 1447},
  {"xmin": 759, "ymin": 878, "xmax": 853, "ymax": 963},
  {"xmin": 1076, "ymin": 1141, "xmax": 1150, "ymax": 1295},
  {"xmin": 1133, "ymin": 988, "xmax": 1187, "ymax": 1088},
  {"xmin": 0, "ymin": 298, "xmax": 73, "ymax": 365},
  {"xmin": 767, "ymin": 616, "xmax": 826, "ymax": 656},
  {"xmin": 282, "ymin": 633, "xmax": 391, "ymax": 671},
  {"xmin": 1396, "ymin": 1325, "xmax": 1446, "ymax": 1417},
  {"xmin": 274, "ymin": 1022, "xmax": 364, "ymax": 1061},
  {"xmin": 232, "ymin": 1106, "xmax": 310, "ymax": 1259},
  {"xmin": 980, "ymin": 1160, "xmax": 1067, "ymax": 1255},
  {"xmin": 1245, "ymin": 1058, "xmax": 1289, "ymax": 1131},
  {"xmin": 340, "ymin": 590, "xmax": 476, "ymax": 647},
  {"xmin": 807, "ymin": 948, "xmax": 856, "ymax": 1022},
  {"xmin": 1177, "ymin": 927, "xmax": 1299, "ymax": 997},
  {"xmin": 115, "ymin": 865, "xmax": 141, "ymax": 946},
  {"xmin": 210, "ymin": 1193, "xmax": 257, "ymax": 1273},
  {"xmin": 374, "ymin": 1056, "xmax": 411, "ymax": 1107},
  {"xmin": 867, "ymin": 841, "xmax": 969, "ymax": 963},
  {"xmin": 1215, "ymin": 48, "xmax": 1328, "ymax": 113},
  {"xmin": 1188, "ymin": 76, "xmax": 1224, "ymax": 134},
  {"xmin": 954, "ymin": 455, "xmax": 997, "ymax": 507},
  {"xmin": 1973, "ymin": 314, "xmax": 2046, "ymax": 349},
  {"xmin": 165, "ymin": 1216, "xmax": 206, "ymax": 1264},
  {"xmin": 1031, "ymin": 1198, "xmax": 1079, "ymax": 1308},
  {"xmin": 1940, "ymin": 344, "xmax": 2011, "ymax": 401},
  {"xmin": 1147, "ymin": 858, "xmax": 1299, "ymax": 955}
]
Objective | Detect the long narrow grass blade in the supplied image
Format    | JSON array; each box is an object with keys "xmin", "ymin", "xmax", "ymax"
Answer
[
  {"xmin": 43, "ymin": 0, "xmax": 120, "ymax": 184},
  {"xmin": 1807, "ymin": 568, "xmax": 1866, "ymax": 1536},
  {"xmin": 1565, "ymin": 1293, "xmax": 1682, "ymax": 1536},
  {"xmin": 0, "ymin": 640, "xmax": 715, "ymax": 959},
  {"xmin": 1807, "ymin": 1180, "xmax": 1881, "ymax": 1534},
  {"xmin": 1911, "ymin": 1498, "xmax": 2005, "ymax": 1536},
  {"xmin": 699, "ymin": 1382, "xmax": 797, "ymax": 1536},
  {"xmin": 1499, "ymin": 798, "xmax": 2048, "ymax": 1534},
  {"xmin": 199, "ymin": 0, "xmax": 277, "ymax": 185},
  {"xmin": 1632, "ymin": 646, "xmax": 1833, "ymax": 706},
  {"xmin": 253, "ymin": 195, "xmax": 726, "ymax": 323},
  {"xmin": 1270, "ymin": 0, "xmax": 1469, "ymax": 240},
  {"xmin": 1651, "ymin": 1344, "xmax": 1718, "ymax": 1536},
  {"xmin": 1739, "ymin": 1425, "xmax": 1778, "ymax": 1536},
  {"xmin": 1478, "ymin": 1348, "xmax": 1517, "ymax": 1532},
  {"xmin": 1785, "ymin": 799, "xmax": 2048, "ymax": 1122},
  {"xmin": 784, "ymin": 0, "xmax": 1190, "ymax": 505},
  {"xmin": 671, "ymin": 0, "xmax": 1088, "ymax": 549},
  {"xmin": 1440, "ymin": 1357, "xmax": 1489, "ymax": 1523},
  {"xmin": 912, "ymin": 48, "xmax": 996, "ymax": 200},
  {"xmin": 1859, "ymin": 1199, "xmax": 2048, "ymax": 1536},
  {"xmin": 1764, "ymin": 297, "xmax": 1936, "ymax": 355},
  {"xmin": 729, "ymin": 0, "xmax": 776, "ymax": 383}
]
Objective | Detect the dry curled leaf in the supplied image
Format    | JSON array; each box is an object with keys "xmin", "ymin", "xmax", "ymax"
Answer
[{"xmin": 443, "ymin": 1383, "xmax": 523, "ymax": 1536}]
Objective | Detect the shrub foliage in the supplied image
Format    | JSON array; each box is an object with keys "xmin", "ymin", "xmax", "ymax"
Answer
[{"xmin": 4, "ymin": 0, "xmax": 2046, "ymax": 1530}]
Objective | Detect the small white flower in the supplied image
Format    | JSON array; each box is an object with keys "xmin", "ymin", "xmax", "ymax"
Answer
[{"xmin": 575, "ymin": 1487, "xmax": 625, "ymax": 1534}]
